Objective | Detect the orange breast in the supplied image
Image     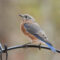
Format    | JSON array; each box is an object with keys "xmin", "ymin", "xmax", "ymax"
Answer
[{"xmin": 20, "ymin": 23, "xmax": 37, "ymax": 40}]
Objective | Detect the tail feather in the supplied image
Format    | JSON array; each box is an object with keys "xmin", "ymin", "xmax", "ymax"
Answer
[
  {"xmin": 46, "ymin": 43, "xmax": 56, "ymax": 52},
  {"xmin": 33, "ymin": 34, "xmax": 56, "ymax": 52}
]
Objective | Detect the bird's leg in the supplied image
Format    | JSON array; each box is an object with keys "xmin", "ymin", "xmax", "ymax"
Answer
[
  {"xmin": 32, "ymin": 40, "xmax": 41, "ymax": 49},
  {"xmin": 23, "ymin": 42, "xmax": 32, "ymax": 48},
  {"xmin": 24, "ymin": 42, "xmax": 32, "ymax": 45}
]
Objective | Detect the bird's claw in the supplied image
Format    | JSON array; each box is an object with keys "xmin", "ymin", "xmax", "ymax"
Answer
[{"xmin": 23, "ymin": 42, "xmax": 31, "ymax": 48}]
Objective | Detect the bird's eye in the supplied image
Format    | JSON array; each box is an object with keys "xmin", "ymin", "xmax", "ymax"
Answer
[{"xmin": 25, "ymin": 16, "xmax": 27, "ymax": 18}]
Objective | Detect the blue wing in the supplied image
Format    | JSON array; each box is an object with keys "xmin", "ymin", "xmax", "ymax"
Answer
[
  {"xmin": 33, "ymin": 34, "xmax": 56, "ymax": 52},
  {"xmin": 24, "ymin": 23, "xmax": 56, "ymax": 52}
]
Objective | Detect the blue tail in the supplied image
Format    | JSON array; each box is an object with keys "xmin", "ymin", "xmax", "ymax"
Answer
[
  {"xmin": 33, "ymin": 34, "xmax": 56, "ymax": 52},
  {"xmin": 46, "ymin": 43, "xmax": 56, "ymax": 52}
]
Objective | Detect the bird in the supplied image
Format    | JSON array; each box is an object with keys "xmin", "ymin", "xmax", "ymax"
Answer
[{"xmin": 19, "ymin": 14, "xmax": 56, "ymax": 52}]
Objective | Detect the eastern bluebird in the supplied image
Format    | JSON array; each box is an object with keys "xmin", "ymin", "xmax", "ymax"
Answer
[{"xmin": 19, "ymin": 14, "xmax": 56, "ymax": 52}]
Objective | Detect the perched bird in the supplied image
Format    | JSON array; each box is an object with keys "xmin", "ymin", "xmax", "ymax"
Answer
[{"xmin": 19, "ymin": 14, "xmax": 56, "ymax": 52}]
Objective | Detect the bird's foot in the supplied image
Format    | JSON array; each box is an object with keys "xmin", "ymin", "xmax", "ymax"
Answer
[
  {"xmin": 23, "ymin": 42, "xmax": 32, "ymax": 48},
  {"xmin": 23, "ymin": 42, "xmax": 32, "ymax": 45}
]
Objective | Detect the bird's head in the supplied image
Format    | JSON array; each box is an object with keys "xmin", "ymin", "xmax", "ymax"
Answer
[{"xmin": 19, "ymin": 14, "xmax": 35, "ymax": 22}]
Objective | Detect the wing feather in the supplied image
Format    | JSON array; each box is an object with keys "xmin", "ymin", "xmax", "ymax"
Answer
[{"xmin": 24, "ymin": 23, "xmax": 52, "ymax": 45}]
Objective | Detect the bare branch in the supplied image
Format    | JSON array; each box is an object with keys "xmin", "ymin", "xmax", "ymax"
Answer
[{"xmin": 0, "ymin": 44, "xmax": 60, "ymax": 53}]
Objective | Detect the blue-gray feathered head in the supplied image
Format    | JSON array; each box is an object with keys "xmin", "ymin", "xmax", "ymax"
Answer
[{"xmin": 19, "ymin": 14, "xmax": 35, "ymax": 22}]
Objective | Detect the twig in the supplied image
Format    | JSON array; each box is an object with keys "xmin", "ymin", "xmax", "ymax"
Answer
[
  {"xmin": 0, "ymin": 44, "xmax": 60, "ymax": 53},
  {"xmin": 4, "ymin": 45, "xmax": 8, "ymax": 60},
  {"xmin": 0, "ymin": 43, "xmax": 3, "ymax": 60}
]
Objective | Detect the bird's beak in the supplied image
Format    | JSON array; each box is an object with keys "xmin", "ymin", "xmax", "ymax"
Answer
[{"xmin": 19, "ymin": 14, "xmax": 24, "ymax": 18}]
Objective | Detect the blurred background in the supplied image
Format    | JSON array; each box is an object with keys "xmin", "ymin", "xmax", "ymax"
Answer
[{"xmin": 0, "ymin": 0, "xmax": 60, "ymax": 60}]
